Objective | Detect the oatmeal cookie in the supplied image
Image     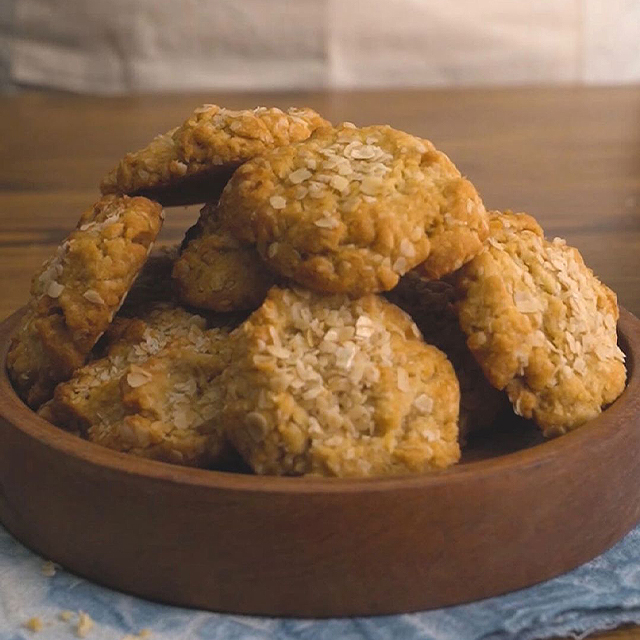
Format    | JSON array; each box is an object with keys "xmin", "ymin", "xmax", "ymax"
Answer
[
  {"xmin": 39, "ymin": 304, "xmax": 209, "ymax": 430},
  {"xmin": 218, "ymin": 124, "xmax": 488, "ymax": 295},
  {"xmin": 40, "ymin": 304, "xmax": 234, "ymax": 467},
  {"xmin": 173, "ymin": 203, "xmax": 277, "ymax": 312},
  {"xmin": 387, "ymin": 272, "xmax": 507, "ymax": 440},
  {"xmin": 7, "ymin": 195, "xmax": 163, "ymax": 408},
  {"xmin": 100, "ymin": 105, "xmax": 330, "ymax": 206},
  {"xmin": 454, "ymin": 210, "xmax": 626, "ymax": 435},
  {"xmin": 87, "ymin": 338, "xmax": 231, "ymax": 467},
  {"xmin": 217, "ymin": 287, "xmax": 460, "ymax": 477}
]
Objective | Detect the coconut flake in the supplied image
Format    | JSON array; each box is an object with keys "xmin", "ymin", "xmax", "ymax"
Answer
[
  {"xmin": 269, "ymin": 195, "xmax": 287, "ymax": 210},
  {"xmin": 397, "ymin": 367, "xmax": 411, "ymax": 392},
  {"xmin": 83, "ymin": 289, "xmax": 105, "ymax": 305},
  {"xmin": 126, "ymin": 367, "xmax": 153, "ymax": 388},
  {"xmin": 414, "ymin": 394, "xmax": 434, "ymax": 413},
  {"xmin": 329, "ymin": 175, "xmax": 350, "ymax": 192},
  {"xmin": 289, "ymin": 168, "xmax": 312, "ymax": 184},
  {"xmin": 314, "ymin": 216, "xmax": 339, "ymax": 229},
  {"xmin": 47, "ymin": 281, "xmax": 65, "ymax": 298}
]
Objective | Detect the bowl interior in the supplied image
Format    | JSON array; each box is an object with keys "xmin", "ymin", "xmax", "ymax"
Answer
[{"xmin": 0, "ymin": 307, "xmax": 635, "ymax": 491}]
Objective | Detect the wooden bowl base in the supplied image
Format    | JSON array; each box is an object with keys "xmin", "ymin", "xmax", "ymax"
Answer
[{"xmin": 0, "ymin": 308, "xmax": 639, "ymax": 617}]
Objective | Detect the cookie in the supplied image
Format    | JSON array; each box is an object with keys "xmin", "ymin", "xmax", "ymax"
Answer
[
  {"xmin": 40, "ymin": 304, "xmax": 234, "ymax": 467},
  {"xmin": 7, "ymin": 195, "xmax": 163, "ymax": 408},
  {"xmin": 454, "ymin": 210, "xmax": 626, "ymax": 435},
  {"xmin": 387, "ymin": 272, "xmax": 507, "ymax": 440},
  {"xmin": 100, "ymin": 105, "xmax": 330, "ymax": 206},
  {"xmin": 39, "ymin": 304, "xmax": 209, "ymax": 430},
  {"xmin": 172, "ymin": 203, "xmax": 277, "ymax": 312},
  {"xmin": 87, "ymin": 338, "xmax": 232, "ymax": 467},
  {"xmin": 217, "ymin": 287, "xmax": 460, "ymax": 477},
  {"xmin": 218, "ymin": 123, "xmax": 488, "ymax": 295}
]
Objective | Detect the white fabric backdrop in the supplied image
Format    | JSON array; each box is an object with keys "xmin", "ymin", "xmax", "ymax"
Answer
[{"xmin": 2, "ymin": 0, "xmax": 640, "ymax": 93}]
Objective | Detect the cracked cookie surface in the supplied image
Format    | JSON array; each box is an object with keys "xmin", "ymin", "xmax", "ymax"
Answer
[
  {"xmin": 218, "ymin": 123, "xmax": 487, "ymax": 295},
  {"xmin": 39, "ymin": 304, "xmax": 235, "ymax": 467},
  {"xmin": 217, "ymin": 286, "xmax": 460, "ymax": 477},
  {"xmin": 7, "ymin": 195, "xmax": 163, "ymax": 408},
  {"xmin": 100, "ymin": 105, "xmax": 330, "ymax": 206},
  {"xmin": 454, "ymin": 211, "xmax": 626, "ymax": 435}
]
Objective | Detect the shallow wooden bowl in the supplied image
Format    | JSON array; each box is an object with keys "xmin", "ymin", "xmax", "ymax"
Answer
[{"xmin": 1, "ymin": 308, "xmax": 639, "ymax": 617}]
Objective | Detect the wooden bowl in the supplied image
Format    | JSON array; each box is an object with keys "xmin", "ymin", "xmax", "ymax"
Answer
[{"xmin": 1, "ymin": 307, "xmax": 639, "ymax": 618}]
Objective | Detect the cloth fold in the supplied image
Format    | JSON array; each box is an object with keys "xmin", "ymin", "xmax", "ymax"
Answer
[
  {"xmin": 2, "ymin": 523, "xmax": 640, "ymax": 639},
  {"xmin": 6, "ymin": 0, "xmax": 639, "ymax": 93}
]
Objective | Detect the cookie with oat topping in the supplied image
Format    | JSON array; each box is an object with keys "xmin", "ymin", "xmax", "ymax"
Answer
[
  {"xmin": 386, "ymin": 272, "xmax": 507, "ymax": 440},
  {"xmin": 172, "ymin": 203, "xmax": 277, "ymax": 312},
  {"xmin": 454, "ymin": 210, "xmax": 626, "ymax": 436},
  {"xmin": 40, "ymin": 304, "xmax": 235, "ymax": 467},
  {"xmin": 7, "ymin": 195, "xmax": 163, "ymax": 408},
  {"xmin": 100, "ymin": 105, "xmax": 330, "ymax": 206},
  {"xmin": 218, "ymin": 123, "xmax": 488, "ymax": 295},
  {"xmin": 217, "ymin": 286, "xmax": 460, "ymax": 477},
  {"xmin": 87, "ymin": 338, "xmax": 232, "ymax": 467},
  {"xmin": 39, "ymin": 303, "xmax": 209, "ymax": 430}
]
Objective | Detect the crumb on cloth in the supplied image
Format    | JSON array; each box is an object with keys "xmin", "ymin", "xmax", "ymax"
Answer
[
  {"xmin": 76, "ymin": 611, "xmax": 94, "ymax": 637},
  {"xmin": 23, "ymin": 617, "xmax": 43, "ymax": 633}
]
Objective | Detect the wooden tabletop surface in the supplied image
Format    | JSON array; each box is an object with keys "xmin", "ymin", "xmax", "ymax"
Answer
[{"xmin": 1, "ymin": 87, "xmax": 640, "ymax": 639}]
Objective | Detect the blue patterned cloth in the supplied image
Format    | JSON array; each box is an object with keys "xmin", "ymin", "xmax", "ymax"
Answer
[{"xmin": 2, "ymin": 523, "xmax": 640, "ymax": 640}]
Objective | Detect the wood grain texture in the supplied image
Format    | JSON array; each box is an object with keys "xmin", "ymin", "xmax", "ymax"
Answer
[
  {"xmin": 1, "ymin": 88, "xmax": 640, "ymax": 320},
  {"xmin": 0, "ymin": 87, "xmax": 639, "ymax": 635}
]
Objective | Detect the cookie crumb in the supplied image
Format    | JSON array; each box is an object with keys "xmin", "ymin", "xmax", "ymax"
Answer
[
  {"xmin": 59, "ymin": 610, "xmax": 74, "ymax": 622},
  {"xmin": 23, "ymin": 617, "xmax": 43, "ymax": 632},
  {"xmin": 41, "ymin": 560, "xmax": 57, "ymax": 577},
  {"xmin": 76, "ymin": 611, "xmax": 94, "ymax": 637}
]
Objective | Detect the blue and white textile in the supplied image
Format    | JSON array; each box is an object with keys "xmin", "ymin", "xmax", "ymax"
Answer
[{"xmin": 2, "ymin": 524, "xmax": 640, "ymax": 639}]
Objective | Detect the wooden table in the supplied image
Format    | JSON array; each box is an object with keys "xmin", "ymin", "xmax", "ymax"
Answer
[{"xmin": 1, "ymin": 88, "xmax": 639, "ymax": 639}]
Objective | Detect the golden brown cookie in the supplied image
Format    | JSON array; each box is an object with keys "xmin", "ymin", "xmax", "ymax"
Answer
[
  {"xmin": 218, "ymin": 123, "xmax": 488, "ymax": 295},
  {"xmin": 387, "ymin": 272, "xmax": 507, "ymax": 440},
  {"xmin": 7, "ymin": 195, "xmax": 163, "ymax": 408},
  {"xmin": 40, "ymin": 304, "xmax": 234, "ymax": 467},
  {"xmin": 39, "ymin": 304, "xmax": 209, "ymax": 430},
  {"xmin": 87, "ymin": 338, "xmax": 232, "ymax": 467},
  {"xmin": 172, "ymin": 203, "xmax": 277, "ymax": 312},
  {"xmin": 217, "ymin": 287, "xmax": 460, "ymax": 477},
  {"xmin": 454, "ymin": 210, "xmax": 626, "ymax": 436},
  {"xmin": 100, "ymin": 105, "xmax": 330, "ymax": 206}
]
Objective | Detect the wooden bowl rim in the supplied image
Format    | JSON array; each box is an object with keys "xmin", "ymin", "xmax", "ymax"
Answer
[{"xmin": 0, "ymin": 306, "xmax": 636, "ymax": 496}]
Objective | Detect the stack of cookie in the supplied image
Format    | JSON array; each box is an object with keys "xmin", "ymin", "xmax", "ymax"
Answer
[{"xmin": 7, "ymin": 104, "xmax": 627, "ymax": 477}]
